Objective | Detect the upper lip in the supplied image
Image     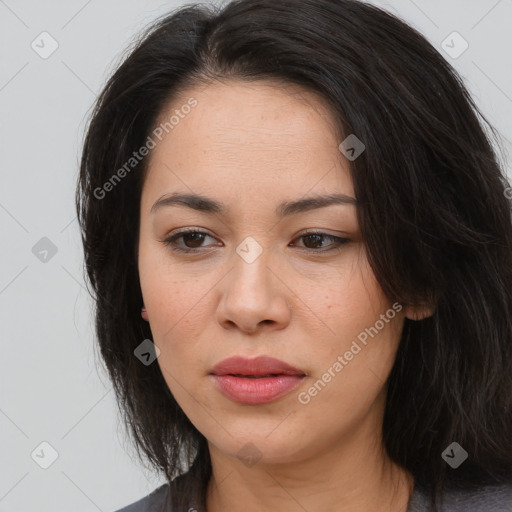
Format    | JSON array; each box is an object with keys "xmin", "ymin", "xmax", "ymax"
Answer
[{"xmin": 210, "ymin": 355, "xmax": 305, "ymax": 376}]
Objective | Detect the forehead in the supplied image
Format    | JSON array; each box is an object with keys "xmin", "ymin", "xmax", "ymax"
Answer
[
  {"xmin": 143, "ymin": 80, "xmax": 353, "ymax": 202},
  {"xmin": 158, "ymin": 78, "xmax": 342, "ymax": 139}
]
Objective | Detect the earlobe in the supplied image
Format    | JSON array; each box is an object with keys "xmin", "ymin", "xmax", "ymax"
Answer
[
  {"xmin": 141, "ymin": 305, "xmax": 149, "ymax": 322},
  {"xmin": 403, "ymin": 304, "xmax": 435, "ymax": 321}
]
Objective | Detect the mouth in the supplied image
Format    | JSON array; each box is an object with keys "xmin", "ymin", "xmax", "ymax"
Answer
[
  {"xmin": 227, "ymin": 374, "xmax": 291, "ymax": 378},
  {"xmin": 210, "ymin": 355, "xmax": 306, "ymax": 377},
  {"xmin": 210, "ymin": 355, "xmax": 306, "ymax": 405}
]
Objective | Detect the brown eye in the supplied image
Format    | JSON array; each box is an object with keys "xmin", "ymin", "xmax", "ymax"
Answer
[
  {"xmin": 302, "ymin": 234, "xmax": 325, "ymax": 249},
  {"xmin": 292, "ymin": 232, "xmax": 351, "ymax": 253},
  {"xmin": 162, "ymin": 229, "xmax": 219, "ymax": 253},
  {"xmin": 181, "ymin": 232, "xmax": 207, "ymax": 248}
]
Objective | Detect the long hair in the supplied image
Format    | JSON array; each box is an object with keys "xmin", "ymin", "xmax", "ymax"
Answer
[{"xmin": 75, "ymin": 1, "xmax": 512, "ymax": 510}]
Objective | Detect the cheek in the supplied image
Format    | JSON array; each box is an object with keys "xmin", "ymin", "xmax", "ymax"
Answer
[
  {"xmin": 310, "ymin": 254, "xmax": 403, "ymax": 382},
  {"xmin": 315, "ymin": 251, "xmax": 391, "ymax": 337},
  {"xmin": 143, "ymin": 278, "xmax": 211, "ymax": 357},
  {"xmin": 138, "ymin": 249, "xmax": 209, "ymax": 370},
  {"xmin": 139, "ymin": 241, "xmax": 205, "ymax": 324}
]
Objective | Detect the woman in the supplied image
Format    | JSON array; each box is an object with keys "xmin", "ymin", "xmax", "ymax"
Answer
[{"xmin": 76, "ymin": 0, "xmax": 512, "ymax": 511}]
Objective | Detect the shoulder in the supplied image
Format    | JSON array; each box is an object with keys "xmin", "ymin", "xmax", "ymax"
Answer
[
  {"xmin": 113, "ymin": 482, "xmax": 170, "ymax": 512},
  {"xmin": 112, "ymin": 469, "xmax": 202, "ymax": 512},
  {"xmin": 408, "ymin": 481, "xmax": 512, "ymax": 512},
  {"xmin": 443, "ymin": 482, "xmax": 512, "ymax": 511}
]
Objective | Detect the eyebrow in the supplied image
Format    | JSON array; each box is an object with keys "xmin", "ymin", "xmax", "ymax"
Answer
[{"xmin": 150, "ymin": 192, "xmax": 357, "ymax": 217}]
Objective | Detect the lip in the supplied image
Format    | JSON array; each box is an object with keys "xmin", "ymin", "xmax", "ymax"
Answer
[
  {"xmin": 210, "ymin": 355, "xmax": 306, "ymax": 405},
  {"xmin": 211, "ymin": 355, "xmax": 305, "ymax": 377}
]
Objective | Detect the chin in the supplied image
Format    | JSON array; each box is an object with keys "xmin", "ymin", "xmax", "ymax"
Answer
[{"xmin": 205, "ymin": 423, "xmax": 312, "ymax": 466}]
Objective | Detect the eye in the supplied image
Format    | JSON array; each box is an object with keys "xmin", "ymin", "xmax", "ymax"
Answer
[
  {"xmin": 160, "ymin": 229, "xmax": 351, "ymax": 255},
  {"xmin": 161, "ymin": 229, "xmax": 219, "ymax": 253},
  {"xmin": 291, "ymin": 231, "xmax": 351, "ymax": 253}
]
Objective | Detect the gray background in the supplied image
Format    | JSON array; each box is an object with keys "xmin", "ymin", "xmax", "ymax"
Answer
[{"xmin": 1, "ymin": 0, "xmax": 511, "ymax": 511}]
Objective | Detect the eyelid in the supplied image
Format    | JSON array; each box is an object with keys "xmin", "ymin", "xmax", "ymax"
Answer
[
  {"xmin": 160, "ymin": 227, "xmax": 351, "ymax": 254},
  {"xmin": 299, "ymin": 227, "xmax": 350, "ymax": 238},
  {"xmin": 160, "ymin": 227, "xmax": 218, "ymax": 253},
  {"xmin": 290, "ymin": 230, "xmax": 351, "ymax": 252}
]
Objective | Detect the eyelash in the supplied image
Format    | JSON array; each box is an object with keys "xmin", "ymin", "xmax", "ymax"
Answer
[{"xmin": 161, "ymin": 228, "xmax": 350, "ymax": 254}]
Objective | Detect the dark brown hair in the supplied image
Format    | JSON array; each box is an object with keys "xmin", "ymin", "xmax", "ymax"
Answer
[{"xmin": 76, "ymin": 1, "xmax": 512, "ymax": 510}]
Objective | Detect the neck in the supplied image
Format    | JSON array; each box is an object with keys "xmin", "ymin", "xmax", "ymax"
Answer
[{"xmin": 205, "ymin": 411, "xmax": 414, "ymax": 512}]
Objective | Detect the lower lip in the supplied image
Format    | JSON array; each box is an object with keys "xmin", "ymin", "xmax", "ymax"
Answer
[{"xmin": 211, "ymin": 374, "xmax": 305, "ymax": 404}]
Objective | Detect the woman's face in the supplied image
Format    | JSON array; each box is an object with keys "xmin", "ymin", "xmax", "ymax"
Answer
[{"xmin": 138, "ymin": 80, "xmax": 407, "ymax": 465}]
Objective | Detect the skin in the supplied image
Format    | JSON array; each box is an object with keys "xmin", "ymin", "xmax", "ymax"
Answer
[{"xmin": 138, "ymin": 80, "xmax": 431, "ymax": 512}]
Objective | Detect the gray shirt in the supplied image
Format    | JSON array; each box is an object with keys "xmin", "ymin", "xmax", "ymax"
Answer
[{"xmin": 114, "ymin": 478, "xmax": 512, "ymax": 512}]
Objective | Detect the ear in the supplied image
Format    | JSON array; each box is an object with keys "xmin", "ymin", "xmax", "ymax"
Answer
[
  {"xmin": 403, "ymin": 304, "xmax": 435, "ymax": 321},
  {"xmin": 141, "ymin": 305, "xmax": 149, "ymax": 322}
]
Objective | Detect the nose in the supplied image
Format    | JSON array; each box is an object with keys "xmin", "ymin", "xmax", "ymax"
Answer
[{"xmin": 216, "ymin": 248, "xmax": 292, "ymax": 334}]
